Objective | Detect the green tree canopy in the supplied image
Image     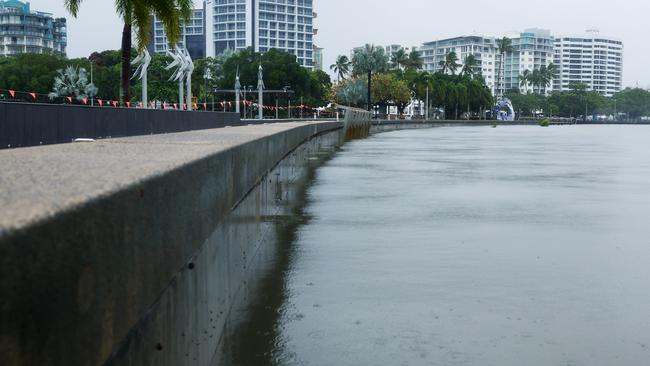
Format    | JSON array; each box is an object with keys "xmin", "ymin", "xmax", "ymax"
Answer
[
  {"xmin": 371, "ymin": 73, "xmax": 411, "ymax": 108},
  {"xmin": 219, "ymin": 48, "xmax": 330, "ymax": 107},
  {"xmin": 613, "ymin": 88, "xmax": 650, "ymax": 118}
]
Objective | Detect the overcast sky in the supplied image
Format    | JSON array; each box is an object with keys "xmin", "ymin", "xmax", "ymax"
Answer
[{"xmin": 29, "ymin": 0, "xmax": 650, "ymax": 88}]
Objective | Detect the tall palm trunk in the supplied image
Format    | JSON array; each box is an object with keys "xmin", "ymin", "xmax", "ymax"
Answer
[
  {"xmin": 120, "ymin": 23, "xmax": 132, "ymax": 104},
  {"xmin": 500, "ymin": 52, "xmax": 504, "ymax": 97},
  {"xmin": 367, "ymin": 70, "xmax": 372, "ymax": 112}
]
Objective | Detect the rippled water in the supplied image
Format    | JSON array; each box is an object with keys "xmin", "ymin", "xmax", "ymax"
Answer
[{"xmin": 225, "ymin": 125, "xmax": 650, "ymax": 366}]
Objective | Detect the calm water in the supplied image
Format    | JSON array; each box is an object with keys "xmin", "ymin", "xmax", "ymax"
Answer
[{"xmin": 225, "ymin": 125, "xmax": 650, "ymax": 366}]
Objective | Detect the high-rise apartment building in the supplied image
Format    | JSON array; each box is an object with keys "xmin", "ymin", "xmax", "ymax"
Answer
[
  {"xmin": 553, "ymin": 31, "xmax": 623, "ymax": 96},
  {"xmin": 205, "ymin": 0, "xmax": 315, "ymax": 68},
  {"xmin": 148, "ymin": 2, "xmax": 206, "ymax": 60},
  {"xmin": 503, "ymin": 28, "xmax": 554, "ymax": 93},
  {"xmin": 384, "ymin": 44, "xmax": 416, "ymax": 56},
  {"xmin": 419, "ymin": 35, "xmax": 499, "ymax": 94},
  {"xmin": 313, "ymin": 44, "xmax": 323, "ymax": 70},
  {"xmin": 419, "ymin": 29, "xmax": 555, "ymax": 96},
  {"xmin": 0, "ymin": 0, "xmax": 67, "ymax": 56}
]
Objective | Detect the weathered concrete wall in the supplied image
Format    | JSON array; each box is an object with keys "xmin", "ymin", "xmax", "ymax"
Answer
[{"xmin": 0, "ymin": 121, "xmax": 343, "ymax": 366}]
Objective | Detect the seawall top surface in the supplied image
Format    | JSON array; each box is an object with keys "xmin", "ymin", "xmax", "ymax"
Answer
[{"xmin": 0, "ymin": 121, "xmax": 341, "ymax": 234}]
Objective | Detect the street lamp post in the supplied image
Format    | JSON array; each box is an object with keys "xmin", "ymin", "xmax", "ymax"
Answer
[
  {"xmin": 425, "ymin": 86, "xmax": 429, "ymax": 120},
  {"xmin": 204, "ymin": 68, "xmax": 211, "ymax": 110},
  {"xmin": 257, "ymin": 65, "xmax": 264, "ymax": 120},
  {"xmin": 283, "ymin": 86, "xmax": 290, "ymax": 119},
  {"xmin": 243, "ymin": 86, "xmax": 250, "ymax": 119},
  {"xmin": 235, "ymin": 68, "xmax": 241, "ymax": 114},
  {"xmin": 90, "ymin": 59, "xmax": 94, "ymax": 106}
]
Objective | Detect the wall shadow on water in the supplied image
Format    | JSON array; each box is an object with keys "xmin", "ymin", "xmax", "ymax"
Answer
[{"xmin": 216, "ymin": 145, "xmax": 341, "ymax": 366}]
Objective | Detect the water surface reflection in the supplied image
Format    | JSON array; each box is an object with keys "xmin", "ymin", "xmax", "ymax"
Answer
[{"xmin": 225, "ymin": 126, "xmax": 650, "ymax": 366}]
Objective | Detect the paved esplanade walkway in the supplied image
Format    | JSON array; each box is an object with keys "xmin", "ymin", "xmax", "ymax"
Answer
[{"xmin": 0, "ymin": 121, "xmax": 338, "ymax": 233}]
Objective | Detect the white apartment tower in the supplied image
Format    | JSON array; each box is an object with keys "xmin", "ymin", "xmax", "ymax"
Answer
[
  {"xmin": 205, "ymin": 0, "xmax": 315, "ymax": 68},
  {"xmin": 0, "ymin": 0, "xmax": 67, "ymax": 56},
  {"xmin": 504, "ymin": 28, "xmax": 554, "ymax": 93},
  {"xmin": 384, "ymin": 44, "xmax": 415, "ymax": 56},
  {"xmin": 553, "ymin": 30, "xmax": 623, "ymax": 96},
  {"xmin": 419, "ymin": 35, "xmax": 499, "ymax": 94}
]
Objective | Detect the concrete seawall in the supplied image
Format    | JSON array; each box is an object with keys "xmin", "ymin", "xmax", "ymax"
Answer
[
  {"xmin": 1, "ymin": 118, "xmax": 549, "ymax": 365},
  {"xmin": 0, "ymin": 121, "xmax": 343, "ymax": 365},
  {"xmin": 370, "ymin": 119, "xmax": 556, "ymax": 133}
]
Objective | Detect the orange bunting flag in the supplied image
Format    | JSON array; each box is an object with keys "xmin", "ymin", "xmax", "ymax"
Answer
[{"xmin": 193, "ymin": 103, "xmax": 198, "ymax": 110}]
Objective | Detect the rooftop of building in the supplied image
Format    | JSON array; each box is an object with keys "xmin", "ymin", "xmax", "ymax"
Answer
[
  {"xmin": 555, "ymin": 29, "xmax": 622, "ymax": 43},
  {"xmin": 421, "ymin": 34, "xmax": 497, "ymax": 46},
  {"xmin": 0, "ymin": 0, "xmax": 58, "ymax": 16}
]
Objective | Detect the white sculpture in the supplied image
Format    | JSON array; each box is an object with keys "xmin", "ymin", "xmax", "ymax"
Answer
[
  {"xmin": 166, "ymin": 47, "xmax": 189, "ymax": 110},
  {"xmin": 131, "ymin": 49, "xmax": 151, "ymax": 108},
  {"xmin": 495, "ymin": 97, "xmax": 516, "ymax": 121},
  {"xmin": 184, "ymin": 48, "xmax": 194, "ymax": 111}
]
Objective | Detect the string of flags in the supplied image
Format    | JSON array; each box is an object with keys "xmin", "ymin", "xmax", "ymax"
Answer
[{"xmin": 1, "ymin": 88, "xmax": 320, "ymax": 112}]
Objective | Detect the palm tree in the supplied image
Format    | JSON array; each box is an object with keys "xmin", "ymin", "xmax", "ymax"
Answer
[
  {"xmin": 391, "ymin": 48, "xmax": 409, "ymax": 71},
  {"xmin": 496, "ymin": 37, "xmax": 513, "ymax": 97},
  {"xmin": 460, "ymin": 54, "xmax": 479, "ymax": 78},
  {"xmin": 529, "ymin": 68, "xmax": 542, "ymax": 94},
  {"xmin": 352, "ymin": 44, "xmax": 389, "ymax": 111},
  {"xmin": 406, "ymin": 50, "xmax": 423, "ymax": 71},
  {"xmin": 330, "ymin": 55, "xmax": 350, "ymax": 82},
  {"xmin": 438, "ymin": 59, "xmax": 447, "ymax": 74},
  {"xmin": 406, "ymin": 71, "xmax": 431, "ymax": 113},
  {"xmin": 456, "ymin": 83, "xmax": 468, "ymax": 119},
  {"xmin": 518, "ymin": 69, "xmax": 531, "ymax": 94},
  {"xmin": 539, "ymin": 62, "xmax": 556, "ymax": 95},
  {"xmin": 439, "ymin": 51, "xmax": 460, "ymax": 75},
  {"xmin": 65, "ymin": 0, "xmax": 192, "ymax": 103},
  {"xmin": 430, "ymin": 76, "xmax": 447, "ymax": 117}
]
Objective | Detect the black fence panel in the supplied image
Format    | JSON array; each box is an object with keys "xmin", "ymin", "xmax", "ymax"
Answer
[{"xmin": 0, "ymin": 102, "xmax": 241, "ymax": 149}]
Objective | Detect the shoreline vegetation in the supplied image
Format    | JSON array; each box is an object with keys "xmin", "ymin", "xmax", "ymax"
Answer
[{"xmin": 0, "ymin": 45, "xmax": 649, "ymax": 121}]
